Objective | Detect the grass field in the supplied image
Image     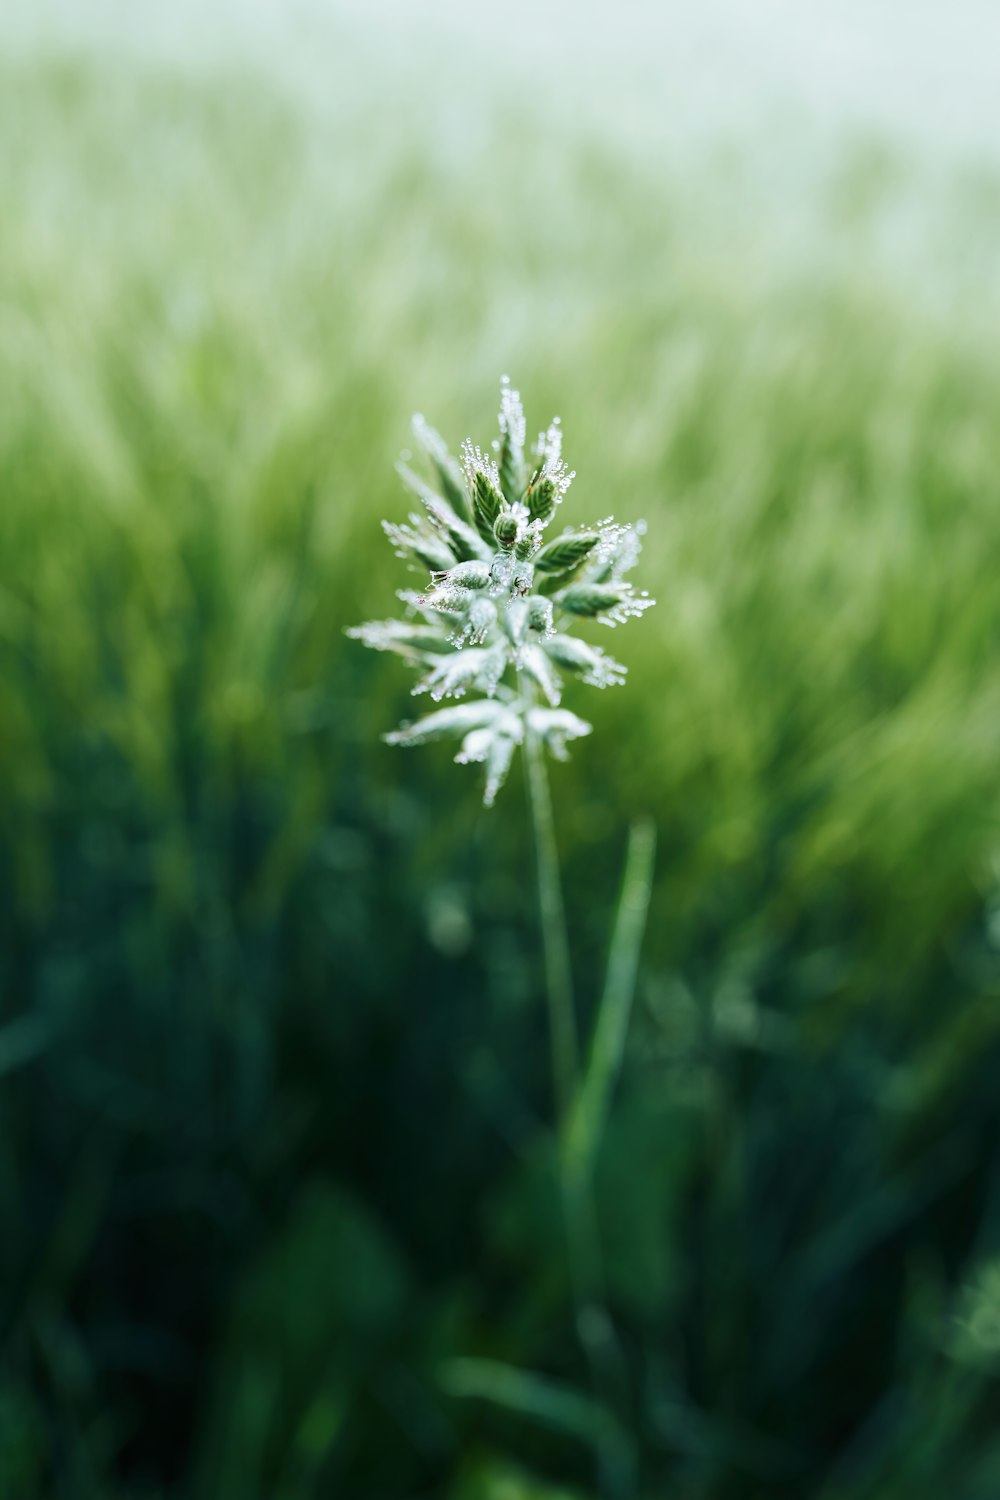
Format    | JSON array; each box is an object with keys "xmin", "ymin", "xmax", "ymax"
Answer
[{"xmin": 2, "ymin": 7, "xmax": 1000, "ymax": 1497}]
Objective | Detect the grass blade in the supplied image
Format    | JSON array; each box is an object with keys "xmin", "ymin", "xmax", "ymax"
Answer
[
  {"xmin": 440, "ymin": 1356, "xmax": 622, "ymax": 1451},
  {"xmin": 563, "ymin": 819, "xmax": 657, "ymax": 1176}
]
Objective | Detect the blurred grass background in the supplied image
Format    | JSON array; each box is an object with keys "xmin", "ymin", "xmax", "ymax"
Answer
[{"xmin": 2, "ymin": 3, "xmax": 1000, "ymax": 1496}]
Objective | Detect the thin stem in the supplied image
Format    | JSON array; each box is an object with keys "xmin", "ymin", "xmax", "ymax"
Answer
[
  {"xmin": 519, "ymin": 679, "xmax": 636, "ymax": 1500},
  {"xmin": 522, "ymin": 705, "xmax": 580, "ymax": 1121}
]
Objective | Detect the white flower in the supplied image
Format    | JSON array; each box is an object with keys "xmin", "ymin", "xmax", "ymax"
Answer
[{"xmin": 351, "ymin": 379, "xmax": 655, "ymax": 805}]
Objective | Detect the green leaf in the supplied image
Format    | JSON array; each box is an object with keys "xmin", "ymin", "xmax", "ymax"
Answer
[
  {"xmin": 440, "ymin": 1357, "xmax": 619, "ymax": 1447},
  {"xmin": 411, "ymin": 533, "xmax": 458, "ymax": 572},
  {"xmin": 385, "ymin": 699, "xmax": 509, "ymax": 746},
  {"xmin": 532, "ymin": 531, "xmax": 599, "ymax": 574},
  {"xmin": 397, "ymin": 462, "xmax": 488, "ymax": 562},
  {"xmin": 498, "ymin": 435, "xmax": 523, "ymax": 508},
  {"xmin": 524, "ymin": 474, "xmax": 557, "ymax": 525},
  {"xmin": 472, "ymin": 469, "xmax": 505, "ymax": 547},
  {"xmin": 497, "ymin": 377, "xmax": 526, "ymax": 505},
  {"xmin": 520, "ymin": 644, "xmax": 562, "ymax": 706},
  {"xmin": 412, "ymin": 415, "xmax": 471, "ymax": 521},
  {"xmin": 346, "ymin": 619, "xmax": 454, "ymax": 658},
  {"xmin": 563, "ymin": 819, "xmax": 656, "ymax": 1178},
  {"xmin": 557, "ymin": 583, "xmax": 625, "ymax": 617}
]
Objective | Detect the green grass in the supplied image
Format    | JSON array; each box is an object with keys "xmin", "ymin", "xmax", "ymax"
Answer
[{"xmin": 2, "ymin": 31, "xmax": 1000, "ymax": 1500}]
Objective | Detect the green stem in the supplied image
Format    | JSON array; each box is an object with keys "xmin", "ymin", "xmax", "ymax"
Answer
[
  {"xmin": 522, "ymin": 712, "xmax": 580, "ymax": 1121},
  {"xmin": 520, "ymin": 685, "xmax": 635, "ymax": 1500}
]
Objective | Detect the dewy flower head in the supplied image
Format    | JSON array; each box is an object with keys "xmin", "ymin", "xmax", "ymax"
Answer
[{"xmin": 348, "ymin": 378, "xmax": 655, "ymax": 806}]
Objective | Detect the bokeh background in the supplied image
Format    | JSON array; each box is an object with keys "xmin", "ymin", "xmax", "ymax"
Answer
[{"xmin": 3, "ymin": 2, "xmax": 1000, "ymax": 1496}]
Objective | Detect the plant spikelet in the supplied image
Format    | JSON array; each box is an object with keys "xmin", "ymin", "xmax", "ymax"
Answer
[{"xmin": 350, "ymin": 379, "xmax": 655, "ymax": 804}]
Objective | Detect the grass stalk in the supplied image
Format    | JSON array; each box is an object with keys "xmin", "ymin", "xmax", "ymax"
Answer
[
  {"xmin": 521, "ymin": 688, "xmax": 638, "ymax": 1500},
  {"xmin": 522, "ymin": 705, "xmax": 580, "ymax": 1122}
]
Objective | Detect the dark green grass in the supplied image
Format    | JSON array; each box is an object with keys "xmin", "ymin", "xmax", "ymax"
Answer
[{"xmin": 2, "ymin": 43, "xmax": 1000, "ymax": 1500}]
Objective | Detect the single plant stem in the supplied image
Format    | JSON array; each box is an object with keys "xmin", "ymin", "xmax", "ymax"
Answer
[
  {"xmin": 520, "ymin": 679, "xmax": 636, "ymax": 1500},
  {"xmin": 522, "ymin": 708, "xmax": 580, "ymax": 1121}
]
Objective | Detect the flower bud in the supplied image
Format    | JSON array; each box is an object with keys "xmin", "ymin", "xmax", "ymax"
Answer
[
  {"xmin": 514, "ymin": 529, "xmax": 538, "ymax": 562},
  {"xmin": 558, "ymin": 581, "xmax": 655, "ymax": 625},
  {"xmin": 432, "ymin": 560, "xmax": 491, "ymax": 591},
  {"xmin": 501, "ymin": 597, "xmax": 528, "ymax": 646},
  {"xmin": 558, "ymin": 583, "xmax": 626, "ymax": 616},
  {"xmin": 493, "ymin": 508, "xmax": 519, "ymax": 550},
  {"xmin": 526, "ymin": 596, "xmax": 554, "ymax": 635}
]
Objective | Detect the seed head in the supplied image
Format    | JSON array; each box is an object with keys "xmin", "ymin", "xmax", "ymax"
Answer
[{"xmin": 350, "ymin": 379, "xmax": 655, "ymax": 805}]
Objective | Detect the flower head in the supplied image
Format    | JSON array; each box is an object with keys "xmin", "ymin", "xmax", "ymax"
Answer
[{"xmin": 348, "ymin": 379, "xmax": 655, "ymax": 805}]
